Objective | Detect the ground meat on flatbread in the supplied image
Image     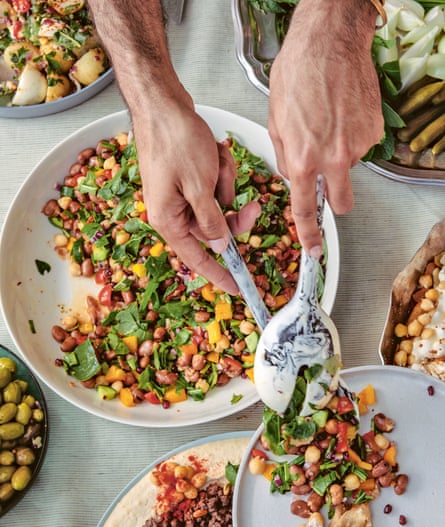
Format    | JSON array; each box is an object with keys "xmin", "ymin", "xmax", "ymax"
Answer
[{"xmin": 143, "ymin": 482, "xmax": 232, "ymax": 527}]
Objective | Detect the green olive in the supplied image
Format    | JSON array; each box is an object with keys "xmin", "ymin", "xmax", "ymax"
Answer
[
  {"xmin": 15, "ymin": 402, "xmax": 32, "ymax": 425},
  {"xmin": 0, "ymin": 465, "xmax": 16, "ymax": 484},
  {"xmin": 0, "ymin": 422, "xmax": 24, "ymax": 441},
  {"xmin": 32, "ymin": 408, "xmax": 44, "ymax": 422},
  {"xmin": 0, "ymin": 358, "xmax": 17, "ymax": 374},
  {"xmin": 15, "ymin": 447, "xmax": 35, "ymax": 466},
  {"xmin": 0, "ymin": 403, "xmax": 17, "ymax": 424},
  {"xmin": 21, "ymin": 394, "xmax": 35, "ymax": 408},
  {"xmin": 15, "ymin": 379, "xmax": 28, "ymax": 393},
  {"xmin": 3, "ymin": 381, "xmax": 22, "ymax": 404},
  {"xmin": 0, "ymin": 367, "xmax": 11, "ymax": 390},
  {"xmin": 11, "ymin": 466, "xmax": 32, "ymax": 491},
  {"xmin": 0, "ymin": 450, "xmax": 15, "ymax": 466},
  {"xmin": 0, "ymin": 482, "xmax": 14, "ymax": 501}
]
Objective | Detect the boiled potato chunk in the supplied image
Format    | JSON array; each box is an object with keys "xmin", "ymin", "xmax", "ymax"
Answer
[
  {"xmin": 4, "ymin": 42, "xmax": 40, "ymax": 71},
  {"xmin": 12, "ymin": 65, "xmax": 47, "ymax": 105},
  {"xmin": 70, "ymin": 47, "xmax": 106, "ymax": 86},
  {"xmin": 46, "ymin": 73, "xmax": 72, "ymax": 102}
]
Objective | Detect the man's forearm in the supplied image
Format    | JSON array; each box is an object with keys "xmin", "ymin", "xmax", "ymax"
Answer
[{"xmin": 87, "ymin": 0, "xmax": 180, "ymax": 109}]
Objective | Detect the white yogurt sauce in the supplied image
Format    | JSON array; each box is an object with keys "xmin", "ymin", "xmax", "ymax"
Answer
[{"xmin": 411, "ymin": 267, "xmax": 445, "ymax": 367}]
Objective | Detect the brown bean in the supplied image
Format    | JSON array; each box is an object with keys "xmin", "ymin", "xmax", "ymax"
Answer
[
  {"xmin": 191, "ymin": 354, "xmax": 206, "ymax": 371},
  {"xmin": 153, "ymin": 327, "xmax": 167, "ymax": 341},
  {"xmin": 394, "ymin": 474, "xmax": 409, "ymax": 495},
  {"xmin": 78, "ymin": 148, "xmax": 95, "ymax": 164},
  {"xmin": 329, "ymin": 484, "xmax": 344, "ymax": 506},
  {"xmin": 42, "ymin": 199, "xmax": 60, "ymax": 217},
  {"xmin": 290, "ymin": 499, "xmax": 311, "ymax": 518},
  {"xmin": 307, "ymin": 491, "xmax": 324, "ymax": 512},
  {"xmin": 366, "ymin": 452, "xmax": 383, "ymax": 465},
  {"xmin": 81, "ymin": 259, "xmax": 94, "ymax": 277},
  {"xmin": 60, "ymin": 336, "xmax": 77, "ymax": 353},
  {"xmin": 69, "ymin": 162, "xmax": 83, "ymax": 175},
  {"xmin": 194, "ymin": 311, "xmax": 210, "ymax": 323},
  {"xmin": 121, "ymin": 290, "xmax": 135, "ymax": 304},
  {"xmin": 305, "ymin": 462, "xmax": 320, "ymax": 481},
  {"xmin": 378, "ymin": 471, "xmax": 396, "ymax": 487},
  {"xmin": 155, "ymin": 369, "xmax": 178, "ymax": 386},
  {"xmin": 52, "ymin": 325, "xmax": 68, "ymax": 343},
  {"xmin": 138, "ymin": 340, "xmax": 154, "ymax": 356},
  {"xmin": 372, "ymin": 460, "xmax": 392, "ymax": 478},
  {"xmin": 374, "ymin": 413, "xmax": 395, "ymax": 432},
  {"xmin": 290, "ymin": 483, "xmax": 312, "ymax": 495}
]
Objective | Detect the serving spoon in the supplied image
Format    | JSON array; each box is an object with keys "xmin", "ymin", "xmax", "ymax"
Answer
[
  {"xmin": 221, "ymin": 177, "xmax": 356, "ymax": 418},
  {"xmin": 253, "ymin": 176, "xmax": 345, "ymax": 415}
]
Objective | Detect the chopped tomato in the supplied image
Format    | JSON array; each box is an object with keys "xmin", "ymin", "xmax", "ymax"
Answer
[
  {"xmin": 362, "ymin": 430, "xmax": 380, "ymax": 451},
  {"xmin": 144, "ymin": 391, "xmax": 161, "ymax": 405},
  {"xmin": 12, "ymin": 0, "xmax": 31, "ymax": 13},
  {"xmin": 98, "ymin": 284, "xmax": 113, "ymax": 306},
  {"xmin": 335, "ymin": 421, "xmax": 349, "ymax": 453},
  {"xmin": 336, "ymin": 396, "xmax": 355, "ymax": 415},
  {"xmin": 140, "ymin": 210, "xmax": 148, "ymax": 223},
  {"xmin": 95, "ymin": 268, "xmax": 111, "ymax": 284},
  {"xmin": 251, "ymin": 448, "xmax": 268, "ymax": 460}
]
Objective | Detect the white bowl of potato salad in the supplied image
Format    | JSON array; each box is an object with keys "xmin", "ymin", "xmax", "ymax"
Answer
[
  {"xmin": 0, "ymin": 106, "xmax": 340, "ymax": 426},
  {"xmin": 0, "ymin": 0, "xmax": 113, "ymax": 118}
]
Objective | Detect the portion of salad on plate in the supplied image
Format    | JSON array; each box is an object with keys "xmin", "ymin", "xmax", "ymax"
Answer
[
  {"xmin": 0, "ymin": 0, "xmax": 109, "ymax": 106},
  {"xmin": 101, "ymin": 433, "xmax": 251, "ymax": 527},
  {"xmin": 247, "ymin": 379, "xmax": 408, "ymax": 526},
  {"xmin": 41, "ymin": 130, "xmax": 327, "ymax": 410}
]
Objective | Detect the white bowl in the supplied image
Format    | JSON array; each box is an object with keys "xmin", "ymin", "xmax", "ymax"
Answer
[{"xmin": 0, "ymin": 106, "xmax": 340, "ymax": 427}]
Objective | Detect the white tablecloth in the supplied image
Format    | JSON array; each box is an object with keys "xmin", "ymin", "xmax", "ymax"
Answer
[{"xmin": 0, "ymin": 2, "xmax": 444, "ymax": 526}]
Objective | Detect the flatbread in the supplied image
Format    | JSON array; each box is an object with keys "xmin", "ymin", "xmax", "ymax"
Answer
[{"xmin": 103, "ymin": 436, "xmax": 250, "ymax": 527}]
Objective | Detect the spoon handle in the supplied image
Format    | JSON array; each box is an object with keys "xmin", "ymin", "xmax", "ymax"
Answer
[{"xmin": 221, "ymin": 232, "xmax": 270, "ymax": 331}]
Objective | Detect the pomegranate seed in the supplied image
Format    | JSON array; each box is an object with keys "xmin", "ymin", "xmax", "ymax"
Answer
[
  {"xmin": 384, "ymin": 504, "xmax": 392, "ymax": 514},
  {"xmin": 427, "ymin": 385, "xmax": 435, "ymax": 396},
  {"xmin": 399, "ymin": 514, "xmax": 407, "ymax": 525}
]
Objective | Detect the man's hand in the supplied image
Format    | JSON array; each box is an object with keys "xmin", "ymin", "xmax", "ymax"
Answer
[{"xmin": 268, "ymin": 0, "xmax": 384, "ymax": 255}]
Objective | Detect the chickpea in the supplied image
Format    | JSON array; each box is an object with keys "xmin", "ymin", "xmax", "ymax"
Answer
[
  {"xmin": 343, "ymin": 473, "xmax": 361, "ymax": 491},
  {"xmin": 190, "ymin": 472, "xmax": 207, "ymax": 489},
  {"xmin": 374, "ymin": 433, "xmax": 390, "ymax": 450},
  {"xmin": 304, "ymin": 445, "xmax": 321, "ymax": 464},
  {"xmin": 329, "ymin": 483, "xmax": 343, "ymax": 506},
  {"xmin": 393, "ymin": 349, "xmax": 407, "ymax": 367},
  {"xmin": 248, "ymin": 456, "xmax": 266, "ymax": 475},
  {"xmin": 394, "ymin": 323, "xmax": 408, "ymax": 338}
]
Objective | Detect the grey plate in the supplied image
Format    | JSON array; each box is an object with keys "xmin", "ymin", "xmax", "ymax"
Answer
[
  {"xmin": 231, "ymin": 0, "xmax": 445, "ymax": 186},
  {"xmin": 0, "ymin": 68, "xmax": 114, "ymax": 119}
]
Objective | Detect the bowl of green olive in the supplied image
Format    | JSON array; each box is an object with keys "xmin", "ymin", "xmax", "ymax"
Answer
[{"xmin": 0, "ymin": 344, "xmax": 48, "ymax": 517}]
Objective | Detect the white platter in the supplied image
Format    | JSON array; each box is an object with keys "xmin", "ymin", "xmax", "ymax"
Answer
[
  {"xmin": 97, "ymin": 430, "xmax": 252, "ymax": 527},
  {"xmin": 234, "ymin": 365, "xmax": 445, "ymax": 526},
  {"xmin": 0, "ymin": 106, "xmax": 339, "ymax": 427}
]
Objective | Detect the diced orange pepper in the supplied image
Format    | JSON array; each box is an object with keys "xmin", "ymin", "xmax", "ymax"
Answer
[
  {"xmin": 347, "ymin": 448, "xmax": 373, "ymax": 471},
  {"xmin": 206, "ymin": 351, "xmax": 220, "ymax": 363},
  {"xmin": 105, "ymin": 365, "xmax": 127, "ymax": 383},
  {"xmin": 122, "ymin": 335, "xmax": 138, "ymax": 354},
  {"xmin": 383, "ymin": 443, "xmax": 397, "ymax": 466},
  {"xmin": 358, "ymin": 384, "xmax": 376, "ymax": 406},
  {"xmin": 150, "ymin": 241, "xmax": 164, "ymax": 256},
  {"xmin": 262, "ymin": 463, "xmax": 278, "ymax": 482},
  {"xmin": 131, "ymin": 263, "xmax": 147, "ymax": 278},
  {"xmin": 241, "ymin": 353, "xmax": 255, "ymax": 364},
  {"xmin": 180, "ymin": 343, "xmax": 198, "ymax": 355},
  {"xmin": 119, "ymin": 387, "xmax": 136, "ymax": 407},
  {"xmin": 206, "ymin": 319, "xmax": 222, "ymax": 344},
  {"xmin": 245, "ymin": 367, "xmax": 255, "ymax": 382},
  {"xmin": 215, "ymin": 301, "xmax": 233, "ymax": 321},
  {"xmin": 358, "ymin": 400, "xmax": 369, "ymax": 416},
  {"xmin": 273, "ymin": 295, "xmax": 289, "ymax": 309},
  {"xmin": 286, "ymin": 261, "xmax": 298, "ymax": 274},
  {"xmin": 164, "ymin": 387, "xmax": 187, "ymax": 404},
  {"xmin": 360, "ymin": 478, "xmax": 376, "ymax": 491},
  {"xmin": 201, "ymin": 283, "xmax": 216, "ymax": 302}
]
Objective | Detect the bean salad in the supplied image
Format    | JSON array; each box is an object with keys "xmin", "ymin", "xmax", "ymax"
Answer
[{"xmin": 41, "ymin": 132, "xmax": 326, "ymax": 409}]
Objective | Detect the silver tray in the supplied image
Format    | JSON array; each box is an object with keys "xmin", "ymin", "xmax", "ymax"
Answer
[{"xmin": 231, "ymin": 0, "xmax": 445, "ymax": 187}]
